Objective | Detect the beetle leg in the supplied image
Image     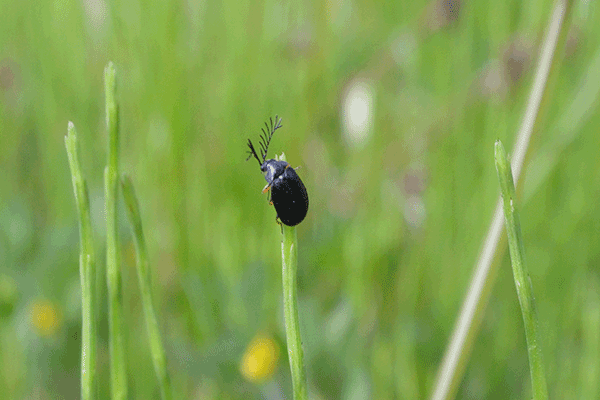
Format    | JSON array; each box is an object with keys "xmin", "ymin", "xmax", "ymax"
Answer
[
  {"xmin": 275, "ymin": 215, "xmax": 283, "ymax": 233},
  {"xmin": 262, "ymin": 184, "xmax": 273, "ymax": 205}
]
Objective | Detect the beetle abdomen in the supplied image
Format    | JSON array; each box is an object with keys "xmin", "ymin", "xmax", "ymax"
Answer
[{"xmin": 270, "ymin": 167, "xmax": 309, "ymax": 226}]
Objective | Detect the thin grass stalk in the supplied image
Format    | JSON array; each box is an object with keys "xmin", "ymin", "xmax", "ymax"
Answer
[
  {"xmin": 104, "ymin": 62, "xmax": 127, "ymax": 400},
  {"xmin": 65, "ymin": 122, "xmax": 97, "ymax": 400},
  {"xmin": 430, "ymin": 1, "xmax": 572, "ymax": 399},
  {"xmin": 278, "ymin": 153, "xmax": 308, "ymax": 400},
  {"xmin": 495, "ymin": 141, "xmax": 547, "ymax": 399},
  {"xmin": 121, "ymin": 175, "xmax": 172, "ymax": 400}
]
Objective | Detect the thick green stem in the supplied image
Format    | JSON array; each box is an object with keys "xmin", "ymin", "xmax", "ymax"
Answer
[
  {"xmin": 282, "ymin": 225, "xmax": 308, "ymax": 400},
  {"xmin": 279, "ymin": 153, "xmax": 308, "ymax": 400},
  {"xmin": 495, "ymin": 141, "xmax": 548, "ymax": 400},
  {"xmin": 121, "ymin": 176, "xmax": 172, "ymax": 400},
  {"xmin": 65, "ymin": 122, "xmax": 97, "ymax": 400},
  {"xmin": 104, "ymin": 62, "xmax": 127, "ymax": 400}
]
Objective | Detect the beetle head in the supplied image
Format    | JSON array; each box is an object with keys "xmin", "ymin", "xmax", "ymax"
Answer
[{"xmin": 261, "ymin": 159, "xmax": 289, "ymax": 193}]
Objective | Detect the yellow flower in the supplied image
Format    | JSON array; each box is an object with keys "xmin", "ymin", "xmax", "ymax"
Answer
[
  {"xmin": 240, "ymin": 335, "xmax": 280, "ymax": 382},
  {"xmin": 30, "ymin": 299, "xmax": 61, "ymax": 337}
]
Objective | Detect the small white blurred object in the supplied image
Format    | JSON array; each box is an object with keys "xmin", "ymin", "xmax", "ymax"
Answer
[{"xmin": 342, "ymin": 79, "xmax": 375, "ymax": 149}]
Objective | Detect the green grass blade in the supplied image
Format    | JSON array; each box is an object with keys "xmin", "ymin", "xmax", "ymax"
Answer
[
  {"xmin": 104, "ymin": 61, "xmax": 128, "ymax": 400},
  {"xmin": 430, "ymin": 2, "xmax": 572, "ymax": 398},
  {"xmin": 65, "ymin": 122, "xmax": 97, "ymax": 400},
  {"xmin": 495, "ymin": 140, "xmax": 548, "ymax": 400},
  {"xmin": 121, "ymin": 175, "xmax": 172, "ymax": 400}
]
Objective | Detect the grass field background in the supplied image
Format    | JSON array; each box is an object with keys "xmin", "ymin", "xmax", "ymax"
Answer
[{"xmin": 1, "ymin": 0, "xmax": 599, "ymax": 398}]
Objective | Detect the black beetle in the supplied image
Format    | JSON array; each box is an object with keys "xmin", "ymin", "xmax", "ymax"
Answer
[{"xmin": 246, "ymin": 116, "xmax": 309, "ymax": 226}]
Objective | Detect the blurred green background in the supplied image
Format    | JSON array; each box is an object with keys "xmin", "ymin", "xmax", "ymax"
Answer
[{"xmin": 1, "ymin": 0, "xmax": 600, "ymax": 398}]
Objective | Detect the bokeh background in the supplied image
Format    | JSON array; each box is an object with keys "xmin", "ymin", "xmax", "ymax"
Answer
[{"xmin": 1, "ymin": 0, "xmax": 600, "ymax": 399}]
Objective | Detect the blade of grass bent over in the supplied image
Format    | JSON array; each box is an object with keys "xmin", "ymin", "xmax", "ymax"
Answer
[
  {"xmin": 430, "ymin": 2, "xmax": 572, "ymax": 398},
  {"xmin": 104, "ymin": 61, "xmax": 128, "ymax": 400},
  {"xmin": 65, "ymin": 122, "xmax": 97, "ymax": 400},
  {"xmin": 495, "ymin": 141, "xmax": 548, "ymax": 400},
  {"xmin": 121, "ymin": 176, "xmax": 172, "ymax": 400},
  {"xmin": 278, "ymin": 153, "xmax": 308, "ymax": 400}
]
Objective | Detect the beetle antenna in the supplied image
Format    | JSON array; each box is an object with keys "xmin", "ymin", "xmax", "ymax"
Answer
[
  {"xmin": 246, "ymin": 116, "xmax": 283, "ymax": 166},
  {"xmin": 246, "ymin": 139, "xmax": 262, "ymax": 166},
  {"xmin": 257, "ymin": 115, "xmax": 283, "ymax": 164}
]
